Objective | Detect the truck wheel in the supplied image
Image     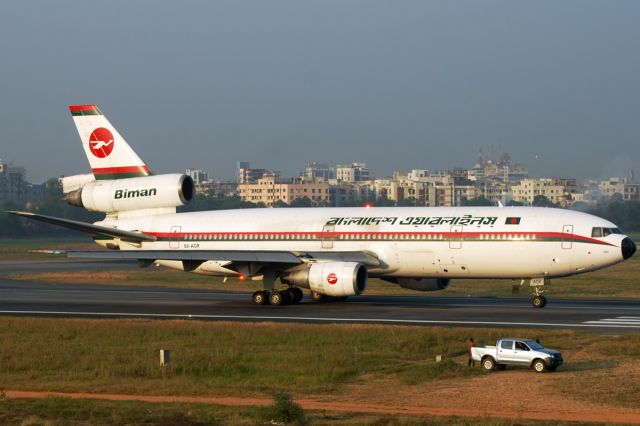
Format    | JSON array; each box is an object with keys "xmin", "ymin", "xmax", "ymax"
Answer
[
  {"xmin": 533, "ymin": 359, "xmax": 547, "ymax": 373},
  {"xmin": 482, "ymin": 357, "xmax": 496, "ymax": 371}
]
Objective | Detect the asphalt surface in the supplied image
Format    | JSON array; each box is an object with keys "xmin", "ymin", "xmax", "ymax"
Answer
[{"xmin": 1, "ymin": 259, "xmax": 639, "ymax": 331}]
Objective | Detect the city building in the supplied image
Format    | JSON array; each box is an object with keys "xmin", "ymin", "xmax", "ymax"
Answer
[
  {"xmin": 237, "ymin": 174, "xmax": 330, "ymax": 207},
  {"xmin": 511, "ymin": 178, "xmax": 569, "ymax": 205},
  {"xmin": 185, "ymin": 168, "xmax": 209, "ymax": 185},
  {"xmin": 0, "ymin": 159, "xmax": 31, "ymax": 202},
  {"xmin": 336, "ymin": 162, "xmax": 369, "ymax": 183}
]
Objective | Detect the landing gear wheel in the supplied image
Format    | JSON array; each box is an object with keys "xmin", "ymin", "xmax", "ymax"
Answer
[
  {"xmin": 532, "ymin": 295, "xmax": 547, "ymax": 308},
  {"xmin": 269, "ymin": 291, "xmax": 284, "ymax": 306},
  {"xmin": 252, "ymin": 291, "xmax": 268, "ymax": 305},
  {"xmin": 482, "ymin": 357, "xmax": 496, "ymax": 371},
  {"xmin": 311, "ymin": 291, "xmax": 325, "ymax": 302},
  {"xmin": 533, "ymin": 359, "xmax": 547, "ymax": 373},
  {"xmin": 290, "ymin": 287, "xmax": 304, "ymax": 303}
]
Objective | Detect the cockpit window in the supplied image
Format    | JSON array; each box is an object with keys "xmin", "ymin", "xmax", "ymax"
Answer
[{"xmin": 592, "ymin": 227, "xmax": 623, "ymax": 238}]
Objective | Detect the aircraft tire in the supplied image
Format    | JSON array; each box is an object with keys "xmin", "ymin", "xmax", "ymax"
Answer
[
  {"xmin": 532, "ymin": 295, "xmax": 547, "ymax": 308},
  {"xmin": 269, "ymin": 291, "xmax": 284, "ymax": 306},
  {"xmin": 281, "ymin": 290, "xmax": 292, "ymax": 305},
  {"xmin": 252, "ymin": 291, "xmax": 268, "ymax": 305},
  {"xmin": 290, "ymin": 287, "xmax": 304, "ymax": 303},
  {"xmin": 311, "ymin": 291, "xmax": 325, "ymax": 302}
]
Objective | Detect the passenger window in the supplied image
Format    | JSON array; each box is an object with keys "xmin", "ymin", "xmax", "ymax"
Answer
[
  {"xmin": 591, "ymin": 227, "xmax": 603, "ymax": 238},
  {"xmin": 515, "ymin": 341, "xmax": 529, "ymax": 351},
  {"xmin": 500, "ymin": 340, "xmax": 513, "ymax": 350}
]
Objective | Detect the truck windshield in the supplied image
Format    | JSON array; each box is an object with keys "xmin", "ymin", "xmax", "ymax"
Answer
[{"xmin": 529, "ymin": 341, "xmax": 544, "ymax": 350}]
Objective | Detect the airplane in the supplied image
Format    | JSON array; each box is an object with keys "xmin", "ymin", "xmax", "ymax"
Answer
[{"xmin": 9, "ymin": 105, "xmax": 637, "ymax": 308}]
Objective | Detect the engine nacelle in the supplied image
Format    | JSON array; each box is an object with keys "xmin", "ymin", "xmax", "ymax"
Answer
[
  {"xmin": 60, "ymin": 173, "xmax": 95, "ymax": 193},
  {"xmin": 64, "ymin": 173, "xmax": 194, "ymax": 213},
  {"xmin": 281, "ymin": 262, "xmax": 368, "ymax": 297},
  {"xmin": 384, "ymin": 277, "xmax": 450, "ymax": 292}
]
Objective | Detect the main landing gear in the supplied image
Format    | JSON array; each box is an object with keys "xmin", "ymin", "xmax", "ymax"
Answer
[{"xmin": 252, "ymin": 287, "xmax": 304, "ymax": 306}]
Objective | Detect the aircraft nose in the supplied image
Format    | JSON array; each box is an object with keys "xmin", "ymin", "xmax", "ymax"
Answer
[{"xmin": 621, "ymin": 237, "xmax": 636, "ymax": 260}]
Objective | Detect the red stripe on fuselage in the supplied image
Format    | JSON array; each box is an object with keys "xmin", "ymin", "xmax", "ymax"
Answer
[{"xmin": 144, "ymin": 231, "xmax": 615, "ymax": 246}]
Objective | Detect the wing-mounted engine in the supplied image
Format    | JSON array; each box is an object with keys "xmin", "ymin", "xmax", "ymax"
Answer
[
  {"xmin": 63, "ymin": 173, "xmax": 194, "ymax": 213},
  {"xmin": 281, "ymin": 261, "xmax": 368, "ymax": 297},
  {"xmin": 383, "ymin": 277, "xmax": 450, "ymax": 292}
]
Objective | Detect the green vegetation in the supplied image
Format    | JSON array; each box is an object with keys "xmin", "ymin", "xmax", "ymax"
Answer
[
  {"xmin": 0, "ymin": 318, "xmax": 485, "ymax": 395},
  {"xmin": 259, "ymin": 392, "xmax": 306, "ymax": 424},
  {"xmin": 0, "ymin": 318, "xmax": 639, "ymax": 424},
  {"xmin": 0, "ymin": 317, "xmax": 637, "ymax": 396}
]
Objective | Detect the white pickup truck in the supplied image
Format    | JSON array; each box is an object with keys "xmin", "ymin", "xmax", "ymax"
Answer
[{"xmin": 471, "ymin": 338, "xmax": 563, "ymax": 373}]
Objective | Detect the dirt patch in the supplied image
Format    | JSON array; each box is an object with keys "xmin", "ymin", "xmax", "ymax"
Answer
[{"xmin": 5, "ymin": 385, "xmax": 640, "ymax": 424}]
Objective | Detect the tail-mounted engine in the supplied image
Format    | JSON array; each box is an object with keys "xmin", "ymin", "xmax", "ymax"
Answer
[
  {"xmin": 63, "ymin": 173, "xmax": 194, "ymax": 213},
  {"xmin": 281, "ymin": 261, "xmax": 368, "ymax": 297}
]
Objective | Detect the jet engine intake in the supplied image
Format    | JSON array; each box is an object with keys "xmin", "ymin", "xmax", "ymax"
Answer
[{"xmin": 281, "ymin": 261, "xmax": 368, "ymax": 297}]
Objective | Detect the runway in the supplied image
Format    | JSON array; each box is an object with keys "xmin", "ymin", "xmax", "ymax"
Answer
[{"xmin": 1, "ymin": 260, "xmax": 639, "ymax": 331}]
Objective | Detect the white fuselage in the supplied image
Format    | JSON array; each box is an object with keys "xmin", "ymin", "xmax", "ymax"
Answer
[{"xmin": 96, "ymin": 206, "xmax": 628, "ymax": 280}]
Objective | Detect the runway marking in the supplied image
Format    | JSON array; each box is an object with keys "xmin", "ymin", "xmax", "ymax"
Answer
[
  {"xmin": 584, "ymin": 316, "xmax": 640, "ymax": 327},
  {"xmin": 2, "ymin": 310, "xmax": 640, "ymax": 329}
]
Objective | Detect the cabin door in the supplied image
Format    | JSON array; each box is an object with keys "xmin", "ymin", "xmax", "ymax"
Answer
[
  {"xmin": 449, "ymin": 225, "xmax": 463, "ymax": 249},
  {"xmin": 170, "ymin": 226, "xmax": 181, "ymax": 249},
  {"xmin": 561, "ymin": 225, "xmax": 573, "ymax": 249},
  {"xmin": 321, "ymin": 223, "xmax": 335, "ymax": 249}
]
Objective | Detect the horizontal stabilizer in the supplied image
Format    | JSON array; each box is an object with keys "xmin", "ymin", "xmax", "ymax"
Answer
[{"xmin": 7, "ymin": 211, "xmax": 156, "ymax": 243}]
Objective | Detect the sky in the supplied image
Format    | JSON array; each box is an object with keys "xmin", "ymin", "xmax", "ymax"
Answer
[{"xmin": 1, "ymin": 1, "xmax": 639, "ymax": 183}]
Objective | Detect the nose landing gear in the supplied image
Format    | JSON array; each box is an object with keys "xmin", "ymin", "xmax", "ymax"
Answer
[{"xmin": 529, "ymin": 277, "xmax": 549, "ymax": 308}]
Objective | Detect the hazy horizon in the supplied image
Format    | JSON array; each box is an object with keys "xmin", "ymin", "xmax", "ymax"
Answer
[{"xmin": 1, "ymin": 1, "xmax": 639, "ymax": 183}]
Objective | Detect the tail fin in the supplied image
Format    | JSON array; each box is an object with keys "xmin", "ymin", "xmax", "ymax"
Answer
[{"xmin": 69, "ymin": 105, "xmax": 152, "ymax": 180}]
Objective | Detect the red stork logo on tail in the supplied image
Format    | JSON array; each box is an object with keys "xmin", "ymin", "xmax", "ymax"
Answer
[
  {"xmin": 89, "ymin": 128, "xmax": 115, "ymax": 158},
  {"xmin": 327, "ymin": 273, "xmax": 338, "ymax": 285}
]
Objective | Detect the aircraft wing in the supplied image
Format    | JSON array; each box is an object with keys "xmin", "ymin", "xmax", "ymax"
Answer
[
  {"xmin": 67, "ymin": 250, "xmax": 381, "ymax": 268},
  {"xmin": 7, "ymin": 211, "xmax": 156, "ymax": 243},
  {"xmin": 8, "ymin": 210, "xmax": 381, "ymax": 267}
]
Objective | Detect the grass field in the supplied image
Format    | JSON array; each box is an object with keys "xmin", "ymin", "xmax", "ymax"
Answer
[{"xmin": 1, "ymin": 318, "xmax": 640, "ymax": 424}]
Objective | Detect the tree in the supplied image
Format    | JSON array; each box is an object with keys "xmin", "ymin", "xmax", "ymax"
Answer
[
  {"xmin": 460, "ymin": 197, "xmax": 493, "ymax": 207},
  {"xmin": 373, "ymin": 196, "xmax": 395, "ymax": 207},
  {"xmin": 532, "ymin": 195, "xmax": 556, "ymax": 207},
  {"xmin": 289, "ymin": 196, "xmax": 313, "ymax": 207}
]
